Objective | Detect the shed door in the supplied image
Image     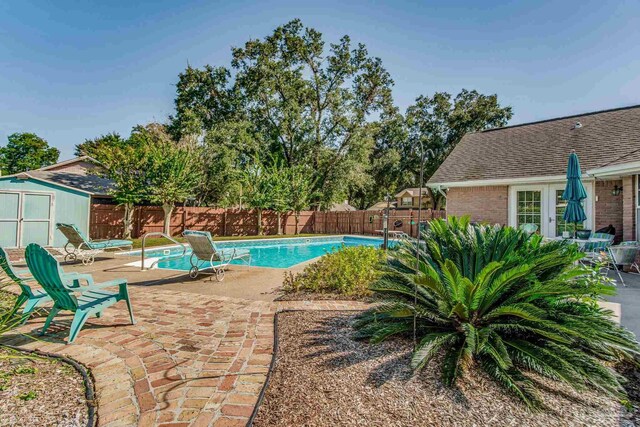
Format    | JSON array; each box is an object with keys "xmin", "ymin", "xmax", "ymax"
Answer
[
  {"xmin": 0, "ymin": 191, "xmax": 54, "ymax": 248},
  {"xmin": 21, "ymin": 193, "xmax": 54, "ymax": 247},
  {"xmin": 0, "ymin": 192, "xmax": 20, "ymax": 247}
]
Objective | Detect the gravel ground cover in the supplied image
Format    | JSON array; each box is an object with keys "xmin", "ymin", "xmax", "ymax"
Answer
[{"xmin": 253, "ymin": 311, "xmax": 627, "ymax": 427}]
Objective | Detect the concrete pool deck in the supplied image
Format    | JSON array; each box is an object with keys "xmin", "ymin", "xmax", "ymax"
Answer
[{"xmin": 39, "ymin": 253, "xmax": 310, "ymax": 302}]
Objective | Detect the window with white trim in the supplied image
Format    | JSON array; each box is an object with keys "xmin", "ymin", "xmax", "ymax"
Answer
[{"xmin": 401, "ymin": 197, "xmax": 412, "ymax": 206}]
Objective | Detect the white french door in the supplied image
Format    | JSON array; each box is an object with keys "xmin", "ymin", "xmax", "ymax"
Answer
[{"xmin": 509, "ymin": 183, "xmax": 593, "ymax": 237}]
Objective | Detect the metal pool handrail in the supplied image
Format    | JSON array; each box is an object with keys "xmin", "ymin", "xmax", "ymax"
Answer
[{"xmin": 141, "ymin": 232, "xmax": 188, "ymax": 271}]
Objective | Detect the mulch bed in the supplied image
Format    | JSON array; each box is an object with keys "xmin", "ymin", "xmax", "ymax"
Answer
[
  {"xmin": 276, "ymin": 291, "xmax": 376, "ymax": 302},
  {"xmin": 0, "ymin": 289, "xmax": 90, "ymax": 426},
  {"xmin": 252, "ymin": 311, "xmax": 627, "ymax": 427},
  {"xmin": 0, "ymin": 348, "xmax": 90, "ymax": 427}
]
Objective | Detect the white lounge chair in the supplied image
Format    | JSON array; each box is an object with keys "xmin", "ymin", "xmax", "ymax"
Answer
[
  {"xmin": 57, "ymin": 223, "xmax": 133, "ymax": 265},
  {"xmin": 182, "ymin": 230, "xmax": 250, "ymax": 281}
]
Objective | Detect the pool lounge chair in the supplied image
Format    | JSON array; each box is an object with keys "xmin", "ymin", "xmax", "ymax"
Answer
[
  {"xmin": 1, "ymin": 247, "xmax": 51, "ymax": 323},
  {"xmin": 57, "ymin": 223, "xmax": 133, "ymax": 265},
  {"xmin": 182, "ymin": 230, "xmax": 251, "ymax": 281},
  {"xmin": 25, "ymin": 243, "xmax": 135, "ymax": 344}
]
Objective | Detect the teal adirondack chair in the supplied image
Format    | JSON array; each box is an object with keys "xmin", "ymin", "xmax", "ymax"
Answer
[
  {"xmin": 25, "ymin": 243, "xmax": 135, "ymax": 344},
  {"xmin": 0, "ymin": 247, "xmax": 52, "ymax": 323}
]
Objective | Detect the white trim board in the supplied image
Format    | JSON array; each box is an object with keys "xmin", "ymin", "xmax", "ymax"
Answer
[{"xmin": 430, "ymin": 175, "xmax": 577, "ymax": 189}]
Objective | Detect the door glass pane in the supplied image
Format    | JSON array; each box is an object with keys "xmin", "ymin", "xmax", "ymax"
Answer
[
  {"xmin": 21, "ymin": 222, "xmax": 50, "ymax": 246},
  {"xmin": 22, "ymin": 194, "xmax": 51, "ymax": 220},
  {"xmin": 555, "ymin": 190, "xmax": 584, "ymax": 236},
  {"xmin": 0, "ymin": 192, "xmax": 19, "ymax": 220},
  {"xmin": 516, "ymin": 191, "xmax": 541, "ymax": 231},
  {"xmin": 0, "ymin": 222, "xmax": 18, "ymax": 247}
]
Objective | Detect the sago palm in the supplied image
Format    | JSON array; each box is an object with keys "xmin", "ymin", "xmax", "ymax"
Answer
[{"xmin": 355, "ymin": 216, "xmax": 639, "ymax": 409}]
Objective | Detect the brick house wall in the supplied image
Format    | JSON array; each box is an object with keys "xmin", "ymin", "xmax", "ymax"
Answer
[
  {"xmin": 594, "ymin": 179, "xmax": 624, "ymax": 242},
  {"xmin": 446, "ymin": 186, "xmax": 509, "ymax": 225}
]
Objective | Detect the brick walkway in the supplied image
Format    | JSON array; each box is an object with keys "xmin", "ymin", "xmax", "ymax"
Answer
[{"xmin": 2, "ymin": 287, "xmax": 369, "ymax": 427}]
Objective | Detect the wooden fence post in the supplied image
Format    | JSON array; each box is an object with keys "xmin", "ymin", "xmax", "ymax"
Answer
[
  {"xmin": 223, "ymin": 211, "xmax": 227, "ymax": 236},
  {"xmin": 409, "ymin": 209, "xmax": 414, "ymax": 237},
  {"xmin": 136, "ymin": 206, "xmax": 142, "ymax": 238},
  {"xmin": 182, "ymin": 208, "xmax": 187, "ymax": 235}
]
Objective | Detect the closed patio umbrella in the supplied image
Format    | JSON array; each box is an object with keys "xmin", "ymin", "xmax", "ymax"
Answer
[{"xmin": 562, "ymin": 150, "xmax": 587, "ymax": 238}]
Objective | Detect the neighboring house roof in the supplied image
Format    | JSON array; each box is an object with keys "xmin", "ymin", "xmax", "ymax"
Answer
[
  {"xmin": 0, "ymin": 156, "xmax": 113, "ymax": 196},
  {"xmin": 329, "ymin": 201, "xmax": 357, "ymax": 212},
  {"xmin": 429, "ymin": 104, "xmax": 640, "ymax": 186},
  {"xmin": 395, "ymin": 188, "xmax": 431, "ymax": 198},
  {"xmin": 38, "ymin": 155, "xmax": 99, "ymax": 171},
  {"xmin": 368, "ymin": 201, "xmax": 397, "ymax": 210}
]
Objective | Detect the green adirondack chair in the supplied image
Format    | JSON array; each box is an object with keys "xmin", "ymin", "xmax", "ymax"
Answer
[
  {"xmin": 25, "ymin": 243, "xmax": 135, "ymax": 344},
  {"xmin": 0, "ymin": 247, "xmax": 52, "ymax": 324}
]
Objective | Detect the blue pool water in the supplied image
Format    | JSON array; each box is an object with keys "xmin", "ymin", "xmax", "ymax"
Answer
[{"xmin": 130, "ymin": 236, "xmax": 388, "ymax": 269}]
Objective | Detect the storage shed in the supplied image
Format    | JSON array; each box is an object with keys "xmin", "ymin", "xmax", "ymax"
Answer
[{"xmin": 0, "ymin": 156, "xmax": 113, "ymax": 248}]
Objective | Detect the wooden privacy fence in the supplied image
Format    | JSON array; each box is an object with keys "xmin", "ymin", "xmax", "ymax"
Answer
[
  {"xmin": 90, "ymin": 205, "xmax": 315, "ymax": 239},
  {"xmin": 89, "ymin": 204, "xmax": 446, "ymax": 239},
  {"xmin": 313, "ymin": 209, "xmax": 446, "ymax": 237}
]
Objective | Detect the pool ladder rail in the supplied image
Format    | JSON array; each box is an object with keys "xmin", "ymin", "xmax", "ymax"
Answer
[{"xmin": 140, "ymin": 232, "xmax": 188, "ymax": 271}]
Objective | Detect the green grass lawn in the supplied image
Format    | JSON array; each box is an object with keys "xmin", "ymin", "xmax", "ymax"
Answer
[{"xmin": 130, "ymin": 233, "xmax": 332, "ymax": 249}]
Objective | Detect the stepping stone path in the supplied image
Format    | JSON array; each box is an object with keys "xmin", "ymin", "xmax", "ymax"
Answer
[{"xmin": 3, "ymin": 287, "xmax": 369, "ymax": 426}]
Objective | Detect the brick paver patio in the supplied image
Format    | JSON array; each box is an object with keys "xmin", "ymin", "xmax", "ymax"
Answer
[{"xmin": 2, "ymin": 286, "xmax": 369, "ymax": 426}]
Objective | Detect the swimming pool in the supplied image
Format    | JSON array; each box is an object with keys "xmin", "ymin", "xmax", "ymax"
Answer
[{"xmin": 128, "ymin": 235, "xmax": 388, "ymax": 269}]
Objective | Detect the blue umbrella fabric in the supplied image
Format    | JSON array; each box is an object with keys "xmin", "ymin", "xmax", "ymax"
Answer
[{"xmin": 562, "ymin": 151, "xmax": 587, "ymax": 235}]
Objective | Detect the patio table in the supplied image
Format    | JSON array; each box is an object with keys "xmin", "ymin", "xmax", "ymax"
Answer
[
  {"xmin": 548, "ymin": 237, "xmax": 610, "ymax": 250},
  {"xmin": 548, "ymin": 236, "xmax": 628, "ymax": 285}
]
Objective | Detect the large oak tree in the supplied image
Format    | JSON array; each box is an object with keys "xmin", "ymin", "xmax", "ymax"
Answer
[{"xmin": 170, "ymin": 19, "xmax": 394, "ymax": 209}]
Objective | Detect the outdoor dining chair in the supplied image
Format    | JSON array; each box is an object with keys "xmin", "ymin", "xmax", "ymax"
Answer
[
  {"xmin": 615, "ymin": 241, "xmax": 640, "ymax": 274},
  {"xmin": 518, "ymin": 223, "xmax": 539, "ymax": 234}
]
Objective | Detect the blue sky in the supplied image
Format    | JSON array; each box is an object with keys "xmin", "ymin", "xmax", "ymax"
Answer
[{"xmin": 1, "ymin": 0, "xmax": 639, "ymax": 160}]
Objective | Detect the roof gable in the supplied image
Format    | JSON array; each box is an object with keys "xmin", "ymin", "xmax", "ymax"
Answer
[
  {"xmin": 429, "ymin": 104, "xmax": 640, "ymax": 185},
  {"xmin": 0, "ymin": 156, "xmax": 112, "ymax": 196}
]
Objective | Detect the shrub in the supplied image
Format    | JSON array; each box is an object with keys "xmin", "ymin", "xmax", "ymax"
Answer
[
  {"xmin": 283, "ymin": 246, "xmax": 385, "ymax": 297},
  {"xmin": 354, "ymin": 216, "xmax": 640, "ymax": 409}
]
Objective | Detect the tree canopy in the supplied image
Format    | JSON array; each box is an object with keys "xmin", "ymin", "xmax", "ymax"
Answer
[
  {"xmin": 170, "ymin": 19, "xmax": 396, "ymax": 210},
  {"xmin": 168, "ymin": 20, "xmax": 512, "ymax": 211},
  {"xmin": 0, "ymin": 133, "xmax": 59, "ymax": 175}
]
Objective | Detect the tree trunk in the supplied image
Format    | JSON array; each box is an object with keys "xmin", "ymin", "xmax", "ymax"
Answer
[
  {"xmin": 425, "ymin": 187, "xmax": 437, "ymax": 210},
  {"xmin": 257, "ymin": 209, "xmax": 263, "ymax": 235},
  {"xmin": 123, "ymin": 203, "xmax": 135, "ymax": 239},
  {"xmin": 295, "ymin": 212, "xmax": 300, "ymax": 235},
  {"xmin": 162, "ymin": 203, "xmax": 174, "ymax": 236},
  {"xmin": 276, "ymin": 212, "xmax": 282, "ymax": 235}
]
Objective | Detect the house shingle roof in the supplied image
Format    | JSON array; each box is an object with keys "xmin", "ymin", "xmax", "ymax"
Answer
[
  {"xmin": 428, "ymin": 105, "xmax": 640, "ymax": 185},
  {"xmin": 2, "ymin": 156, "xmax": 114, "ymax": 196},
  {"xmin": 27, "ymin": 169, "xmax": 113, "ymax": 196}
]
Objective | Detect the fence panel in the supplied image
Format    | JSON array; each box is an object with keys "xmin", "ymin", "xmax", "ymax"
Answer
[
  {"xmin": 90, "ymin": 204, "xmax": 445, "ymax": 239},
  {"xmin": 313, "ymin": 209, "xmax": 446, "ymax": 237}
]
